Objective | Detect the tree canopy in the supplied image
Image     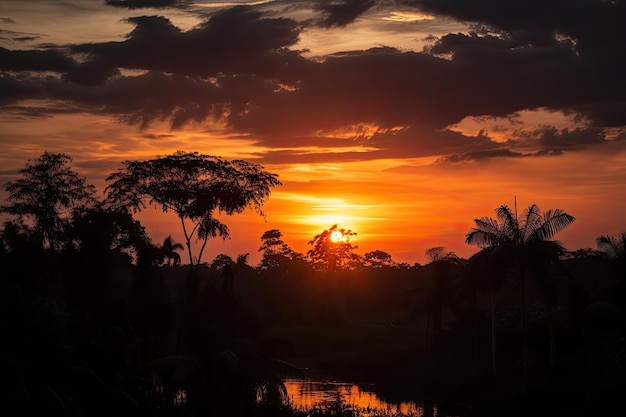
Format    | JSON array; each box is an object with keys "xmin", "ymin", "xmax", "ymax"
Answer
[
  {"xmin": 258, "ymin": 229, "xmax": 302, "ymax": 270},
  {"xmin": 104, "ymin": 151, "xmax": 281, "ymax": 270},
  {"xmin": 1, "ymin": 152, "xmax": 97, "ymax": 251},
  {"xmin": 307, "ymin": 224, "xmax": 359, "ymax": 272}
]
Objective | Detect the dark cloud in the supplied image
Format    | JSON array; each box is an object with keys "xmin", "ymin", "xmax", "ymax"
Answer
[
  {"xmin": 438, "ymin": 148, "xmax": 527, "ymax": 163},
  {"xmin": 1, "ymin": 17, "xmax": 16, "ymax": 24},
  {"xmin": 66, "ymin": 7, "xmax": 305, "ymax": 84},
  {"xmin": 0, "ymin": 47, "xmax": 74, "ymax": 72},
  {"xmin": 534, "ymin": 126, "xmax": 607, "ymax": 150},
  {"xmin": 311, "ymin": 0, "xmax": 377, "ymax": 28},
  {"xmin": 104, "ymin": 0, "xmax": 190, "ymax": 9},
  {"xmin": 1, "ymin": 1, "xmax": 625, "ymax": 163}
]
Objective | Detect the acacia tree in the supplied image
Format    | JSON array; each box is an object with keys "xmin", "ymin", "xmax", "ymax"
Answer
[
  {"xmin": 104, "ymin": 151, "xmax": 281, "ymax": 273},
  {"xmin": 466, "ymin": 203, "xmax": 575, "ymax": 381},
  {"xmin": 1, "ymin": 152, "xmax": 96, "ymax": 251}
]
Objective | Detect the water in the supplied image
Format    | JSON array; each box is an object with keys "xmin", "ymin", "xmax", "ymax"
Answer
[{"xmin": 283, "ymin": 378, "xmax": 437, "ymax": 417}]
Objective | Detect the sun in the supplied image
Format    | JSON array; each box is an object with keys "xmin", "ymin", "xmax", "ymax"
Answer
[{"xmin": 330, "ymin": 230, "xmax": 346, "ymax": 242}]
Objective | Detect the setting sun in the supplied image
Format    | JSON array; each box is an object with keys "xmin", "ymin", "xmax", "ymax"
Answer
[{"xmin": 330, "ymin": 230, "xmax": 346, "ymax": 242}]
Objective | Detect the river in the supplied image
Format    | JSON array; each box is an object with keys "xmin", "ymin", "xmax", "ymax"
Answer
[{"xmin": 283, "ymin": 378, "xmax": 448, "ymax": 417}]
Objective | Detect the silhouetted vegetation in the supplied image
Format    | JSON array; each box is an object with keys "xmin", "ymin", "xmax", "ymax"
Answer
[{"xmin": 2, "ymin": 152, "xmax": 626, "ymax": 416}]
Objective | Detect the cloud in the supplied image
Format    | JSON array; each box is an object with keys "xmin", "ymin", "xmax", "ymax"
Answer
[
  {"xmin": 0, "ymin": 1, "xmax": 624, "ymax": 164},
  {"xmin": 66, "ymin": 7, "xmax": 304, "ymax": 84},
  {"xmin": 416, "ymin": 0, "xmax": 626, "ymax": 122},
  {"xmin": 438, "ymin": 148, "xmax": 527, "ymax": 163},
  {"xmin": 104, "ymin": 0, "xmax": 190, "ymax": 9},
  {"xmin": 310, "ymin": 0, "xmax": 377, "ymax": 28},
  {"xmin": 0, "ymin": 47, "xmax": 74, "ymax": 72}
]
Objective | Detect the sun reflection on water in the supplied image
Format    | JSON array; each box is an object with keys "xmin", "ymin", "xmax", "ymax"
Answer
[{"xmin": 283, "ymin": 378, "xmax": 431, "ymax": 417}]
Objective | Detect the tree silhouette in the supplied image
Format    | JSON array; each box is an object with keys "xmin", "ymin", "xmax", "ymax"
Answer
[
  {"xmin": 466, "ymin": 202, "xmax": 575, "ymax": 383},
  {"xmin": 307, "ymin": 224, "xmax": 359, "ymax": 272},
  {"xmin": 236, "ymin": 252, "xmax": 250, "ymax": 266},
  {"xmin": 363, "ymin": 250, "xmax": 395, "ymax": 268},
  {"xmin": 425, "ymin": 246, "xmax": 457, "ymax": 263},
  {"xmin": 161, "ymin": 235, "xmax": 184, "ymax": 266},
  {"xmin": 306, "ymin": 225, "xmax": 359, "ymax": 324},
  {"xmin": 258, "ymin": 229, "xmax": 301, "ymax": 270},
  {"xmin": 1, "ymin": 152, "xmax": 96, "ymax": 251},
  {"xmin": 104, "ymin": 151, "xmax": 281, "ymax": 273},
  {"xmin": 596, "ymin": 232, "xmax": 626, "ymax": 280}
]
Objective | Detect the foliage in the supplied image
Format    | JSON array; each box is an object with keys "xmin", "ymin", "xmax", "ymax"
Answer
[
  {"xmin": 363, "ymin": 249, "xmax": 396, "ymax": 268},
  {"xmin": 68, "ymin": 206, "xmax": 153, "ymax": 263},
  {"xmin": 596, "ymin": 232, "xmax": 626, "ymax": 259},
  {"xmin": 466, "ymin": 203, "xmax": 575, "ymax": 248},
  {"xmin": 259, "ymin": 229, "xmax": 302, "ymax": 270},
  {"xmin": 596, "ymin": 232, "xmax": 626, "ymax": 279},
  {"xmin": 424, "ymin": 246, "xmax": 457, "ymax": 263},
  {"xmin": 160, "ymin": 234, "xmax": 184, "ymax": 266},
  {"xmin": 105, "ymin": 150, "xmax": 281, "ymax": 271},
  {"xmin": 307, "ymin": 224, "xmax": 360, "ymax": 272},
  {"xmin": 1, "ymin": 152, "xmax": 97, "ymax": 251},
  {"xmin": 465, "ymin": 202, "xmax": 576, "ymax": 380}
]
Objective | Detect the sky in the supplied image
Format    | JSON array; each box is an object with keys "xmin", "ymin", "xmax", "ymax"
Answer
[{"xmin": 1, "ymin": 0, "xmax": 626, "ymax": 265}]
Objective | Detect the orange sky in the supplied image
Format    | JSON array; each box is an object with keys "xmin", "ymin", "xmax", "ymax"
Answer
[{"xmin": 1, "ymin": 1, "xmax": 626, "ymax": 266}]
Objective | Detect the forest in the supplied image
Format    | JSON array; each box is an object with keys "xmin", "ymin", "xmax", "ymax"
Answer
[{"xmin": 1, "ymin": 151, "xmax": 625, "ymax": 417}]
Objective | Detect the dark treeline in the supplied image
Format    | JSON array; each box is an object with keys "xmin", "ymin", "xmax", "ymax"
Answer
[{"xmin": 1, "ymin": 152, "xmax": 626, "ymax": 417}]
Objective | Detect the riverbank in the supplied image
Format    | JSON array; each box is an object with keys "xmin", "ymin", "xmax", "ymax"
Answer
[{"xmin": 265, "ymin": 323, "xmax": 623, "ymax": 417}]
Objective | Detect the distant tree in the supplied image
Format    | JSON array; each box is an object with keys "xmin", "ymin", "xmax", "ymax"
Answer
[
  {"xmin": 104, "ymin": 151, "xmax": 281, "ymax": 273},
  {"xmin": 307, "ymin": 224, "xmax": 359, "ymax": 272},
  {"xmin": 211, "ymin": 253, "xmax": 234, "ymax": 270},
  {"xmin": 69, "ymin": 205, "xmax": 153, "ymax": 264},
  {"xmin": 236, "ymin": 253, "xmax": 250, "ymax": 266},
  {"xmin": 466, "ymin": 202, "xmax": 575, "ymax": 381},
  {"xmin": 160, "ymin": 235, "xmax": 184, "ymax": 266},
  {"xmin": 425, "ymin": 246, "xmax": 457, "ymax": 263},
  {"xmin": 211, "ymin": 253, "xmax": 235, "ymax": 294},
  {"xmin": 258, "ymin": 229, "xmax": 301, "ymax": 270},
  {"xmin": 596, "ymin": 232, "xmax": 626, "ymax": 281},
  {"xmin": 363, "ymin": 250, "xmax": 395, "ymax": 268},
  {"xmin": 1, "ymin": 152, "xmax": 97, "ymax": 251}
]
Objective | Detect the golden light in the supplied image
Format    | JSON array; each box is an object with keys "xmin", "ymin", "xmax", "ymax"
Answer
[{"xmin": 330, "ymin": 230, "xmax": 345, "ymax": 242}]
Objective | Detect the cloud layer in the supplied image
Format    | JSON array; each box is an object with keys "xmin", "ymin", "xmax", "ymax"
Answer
[{"xmin": 1, "ymin": 0, "xmax": 625, "ymax": 163}]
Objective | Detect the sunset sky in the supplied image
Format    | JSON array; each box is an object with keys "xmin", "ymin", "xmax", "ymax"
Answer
[{"xmin": 1, "ymin": 0, "xmax": 625, "ymax": 265}]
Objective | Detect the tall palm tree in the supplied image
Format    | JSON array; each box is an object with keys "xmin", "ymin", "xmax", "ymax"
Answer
[{"xmin": 466, "ymin": 202, "xmax": 575, "ymax": 383}]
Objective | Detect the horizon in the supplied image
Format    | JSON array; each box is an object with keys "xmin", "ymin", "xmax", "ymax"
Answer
[{"xmin": 1, "ymin": 0, "xmax": 625, "ymax": 266}]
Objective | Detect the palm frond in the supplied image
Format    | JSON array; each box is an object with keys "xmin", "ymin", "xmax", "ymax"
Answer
[
  {"xmin": 466, "ymin": 229, "xmax": 497, "ymax": 247},
  {"xmin": 596, "ymin": 233, "xmax": 626, "ymax": 258},
  {"xmin": 531, "ymin": 209, "xmax": 575, "ymax": 241},
  {"xmin": 466, "ymin": 217, "xmax": 501, "ymax": 246},
  {"xmin": 496, "ymin": 204, "xmax": 520, "ymax": 242},
  {"xmin": 521, "ymin": 204, "xmax": 542, "ymax": 242}
]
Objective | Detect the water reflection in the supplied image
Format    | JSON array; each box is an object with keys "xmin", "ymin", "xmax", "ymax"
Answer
[{"xmin": 284, "ymin": 378, "xmax": 434, "ymax": 417}]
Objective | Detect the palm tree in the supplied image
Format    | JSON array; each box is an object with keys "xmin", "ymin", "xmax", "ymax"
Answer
[
  {"xmin": 466, "ymin": 202, "xmax": 575, "ymax": 383},
  {"xmin": 161, "ymin": 235, "xmax": 184, "ymax": 266},
  {"xmin": 596, "ymin": 232, "xmax": 626, "ymax": 282}
]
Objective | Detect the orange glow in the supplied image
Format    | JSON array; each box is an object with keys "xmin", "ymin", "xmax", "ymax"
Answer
[
  {"xmin": 330, "ymin": 230, "xmax": 345, "ymax": 242},
  {"xmin": 2, "ymin": 109, "xmax": 626, "ymax": 268}
]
